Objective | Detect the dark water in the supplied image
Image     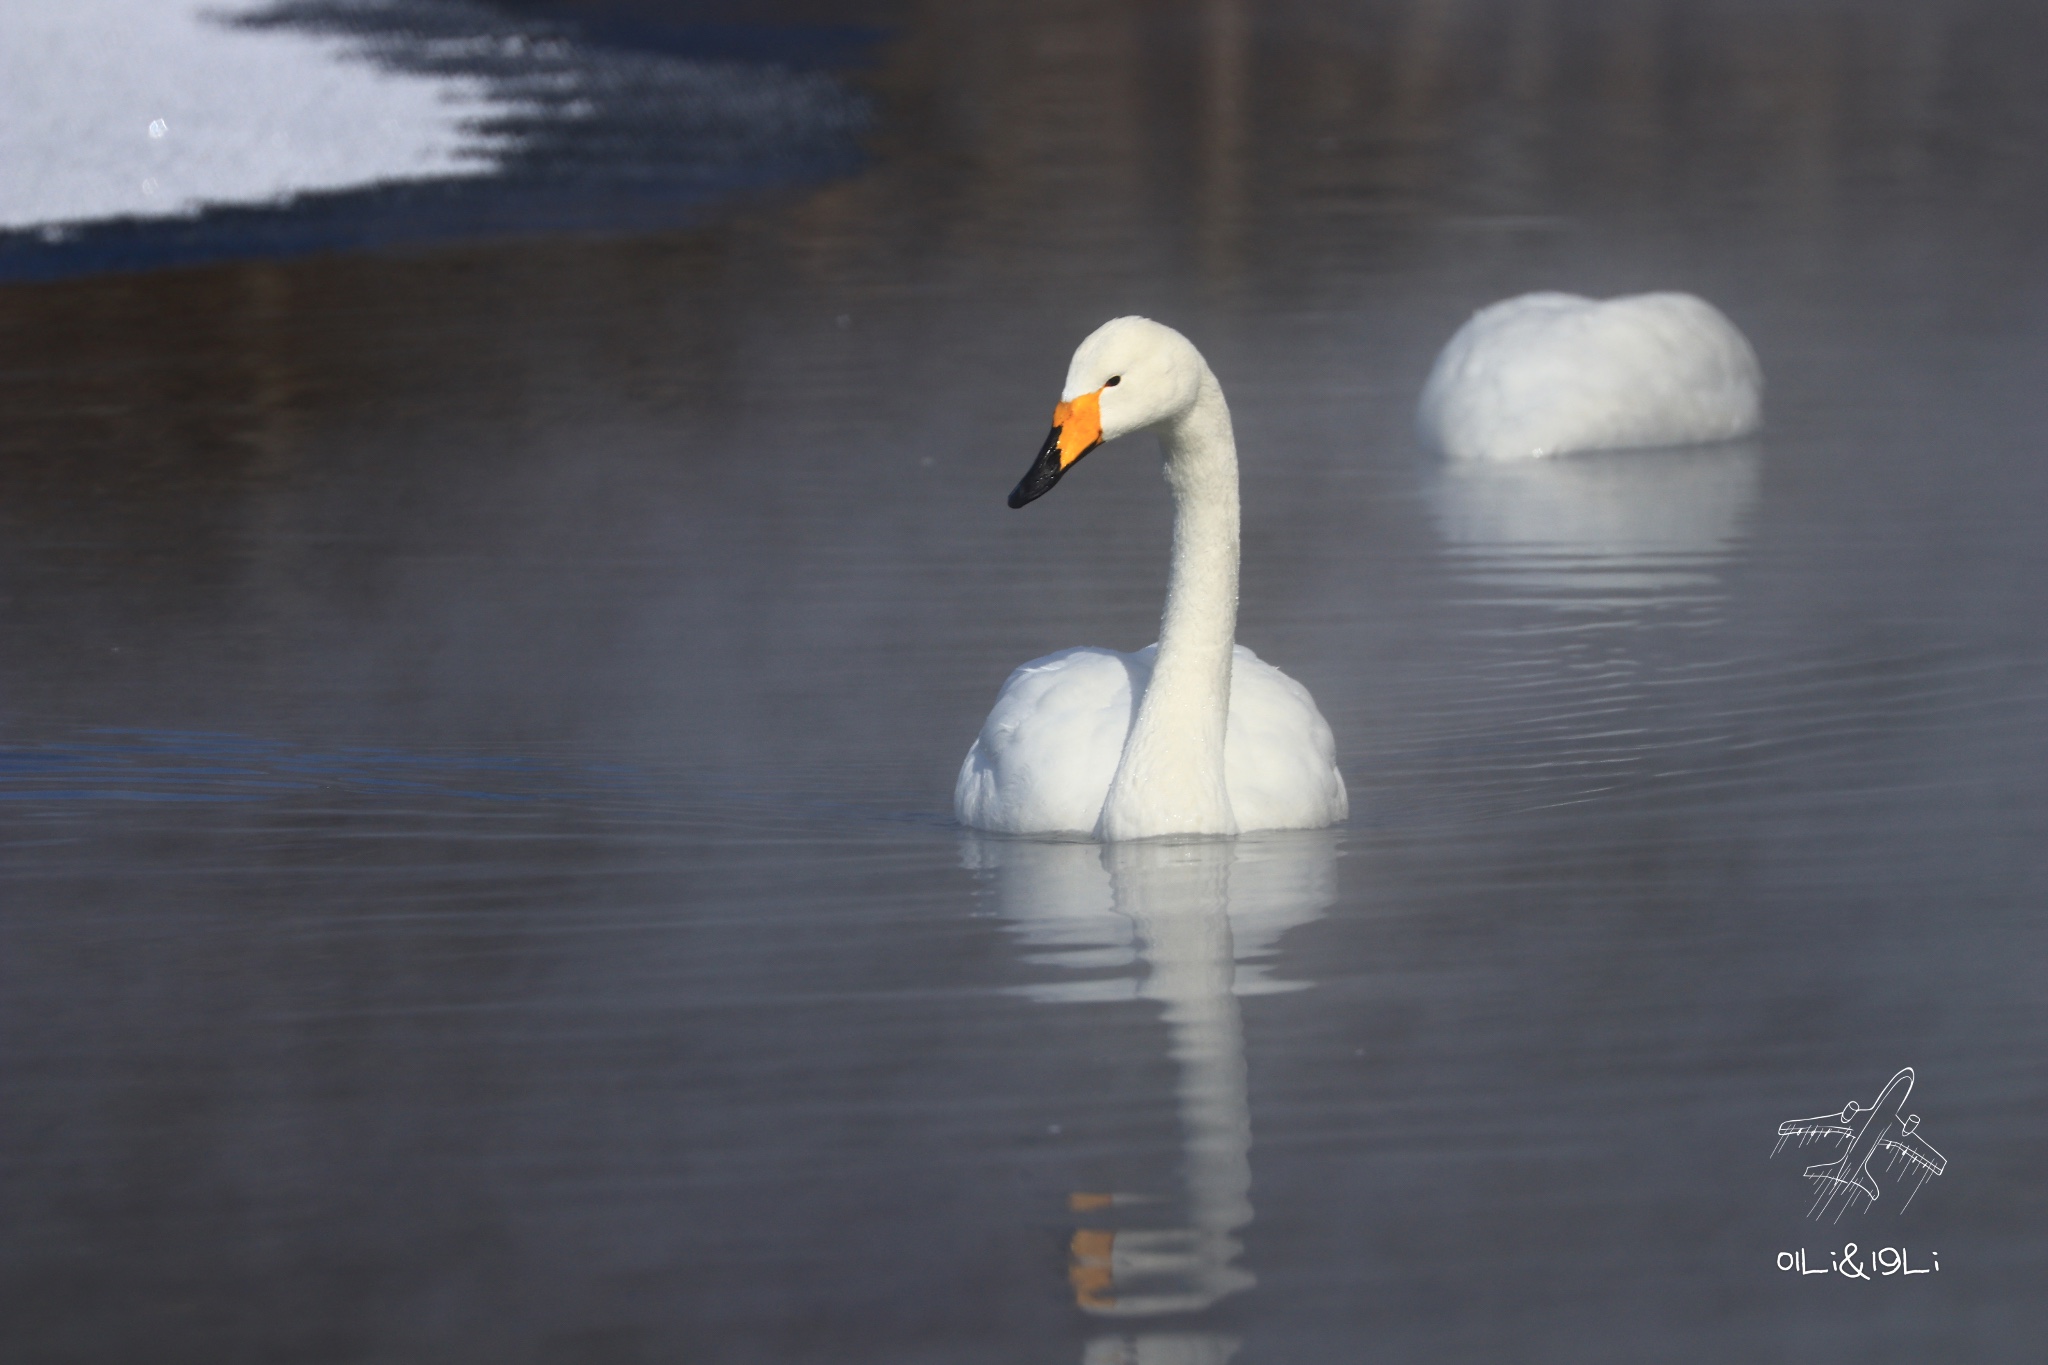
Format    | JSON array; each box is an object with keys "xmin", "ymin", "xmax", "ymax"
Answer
[{"xmin": 4, "ymin": 1, "xmax": 2047, "ymax": 1361}]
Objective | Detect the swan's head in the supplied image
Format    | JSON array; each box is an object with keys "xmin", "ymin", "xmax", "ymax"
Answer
[{"xmin": 1009, "ymin": 316, "xmax": 1205, "ymax": 508}]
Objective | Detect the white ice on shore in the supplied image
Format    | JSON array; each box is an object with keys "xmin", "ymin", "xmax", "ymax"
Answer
[
  {"xmin": 1417, "ymin": 292, "xmax": 1763, "ymax": 460},
  {"xmin": 0, "ymin": 0, "xmax": 510, "ymax": 232}
]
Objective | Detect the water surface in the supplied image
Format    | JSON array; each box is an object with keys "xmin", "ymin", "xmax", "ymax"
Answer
[{"xmin": 3, "ymin": 1, "xmax": 2046, "ymax": 1361}]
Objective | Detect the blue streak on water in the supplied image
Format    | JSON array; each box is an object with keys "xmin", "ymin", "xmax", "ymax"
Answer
[
  {"xmin": 0, "ymin": 727, "xmax": 956, "ymax": 827},
  {"xmin": 0, "ymin": 729, "xmax": 588, "ymax": 804}
]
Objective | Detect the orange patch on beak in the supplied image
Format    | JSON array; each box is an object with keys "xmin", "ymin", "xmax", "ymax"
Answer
[{"xmin": 1052, "ymin": 389, "xmax": 1104, "ymax": 469}]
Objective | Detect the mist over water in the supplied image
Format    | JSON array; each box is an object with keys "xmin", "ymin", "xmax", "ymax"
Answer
[{"xmin": 4, "ymin": 1, "xmax": 2047, "ymax": 1361}]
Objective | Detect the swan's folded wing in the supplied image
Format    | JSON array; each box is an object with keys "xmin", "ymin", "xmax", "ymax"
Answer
[
  {"xmin": 955, "ymin": 647, "xmax": 1138, "ymax": 835},
  {"xmin": 1223, "ymin": 645, "xmax": 1349, "ymax": 832}
]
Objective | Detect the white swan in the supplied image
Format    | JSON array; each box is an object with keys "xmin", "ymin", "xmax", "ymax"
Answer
[
  {"xmin": 1418, "ymin": 292, "xmax": 1762, "ymax": 460},
  {"xmin": 955, "ymin": 317, "xmax": 1347, "ymax": 840}
]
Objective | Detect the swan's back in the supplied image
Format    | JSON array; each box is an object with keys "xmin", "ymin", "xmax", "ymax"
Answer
[
  {"xmin": 1418, "ymin": 291, "xmax": 1761, "ymax": 460},
  {"xmin": 956, "ymin": 644, "xmax": 1347, "ymax": 836}
]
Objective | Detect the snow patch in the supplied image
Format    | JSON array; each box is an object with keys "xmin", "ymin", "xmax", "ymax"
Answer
[{"xmin": 0, "ymin": 0, "xmax": 511, "ymax": 231}]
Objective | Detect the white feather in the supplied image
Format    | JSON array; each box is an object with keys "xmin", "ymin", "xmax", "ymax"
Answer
[
  {"xmin": 956, "ymin": 643, "xmax": 1347, "ymax": 837},
  {"xmin": 1418, "ymin": 292, "xmax": 1762, "ymax": 461}
]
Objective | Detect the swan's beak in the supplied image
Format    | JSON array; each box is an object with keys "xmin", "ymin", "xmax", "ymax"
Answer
[{"xmin": 1008, "ymin": 389, "xmax": 1104, "ymax": 508}]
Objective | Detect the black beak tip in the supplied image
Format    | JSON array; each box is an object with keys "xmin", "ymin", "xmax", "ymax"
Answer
[{"xmin": 1008, "ymin": 425, "xmax": 1069, "ymax": 508}]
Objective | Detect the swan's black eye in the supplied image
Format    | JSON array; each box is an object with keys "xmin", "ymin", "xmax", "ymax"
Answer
[{"xmin": 1104, "ymin": 375, "xmax": 1121, "ymax": 387}]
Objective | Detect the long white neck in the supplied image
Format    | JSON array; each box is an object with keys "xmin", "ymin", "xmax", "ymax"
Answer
[{"xmin": 1097, "ymin": 369, "xmax": 1241, "ymax": 840}]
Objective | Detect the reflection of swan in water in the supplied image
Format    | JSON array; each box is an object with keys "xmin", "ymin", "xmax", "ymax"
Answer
[
  {"xmin": 1080, "ymin": 1332, "xmax": 1242, "ymax": 1365},
  {"xmin": 963, "ymin": 833, "xmax": 1337, "ymax": 1360},
  {"xmin": 1426, "ymin": 443, "xmax": 1761, "ymax": 603}
]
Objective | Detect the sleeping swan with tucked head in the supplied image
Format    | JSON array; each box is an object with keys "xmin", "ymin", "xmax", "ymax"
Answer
[
  {"xmin": 954, "ymin": 317, "xmax": 1348, "ymax": 841},
  {"xmin": 1417, "ymin": 292, "xmax": 1762, "ymax": 460}
]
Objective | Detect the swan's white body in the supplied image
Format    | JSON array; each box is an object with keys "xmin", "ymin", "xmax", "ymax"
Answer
[
  {"xmin": 1418, "ymin": 292, "xmax": 1762, "ymax": 461},
  {"xmin": 955, "ymin": 317, "xmax": 1347, "ymax": 840},
  {"xmin": 956, "ymin": 642, "xmax": 1346, "ymax": 837}
]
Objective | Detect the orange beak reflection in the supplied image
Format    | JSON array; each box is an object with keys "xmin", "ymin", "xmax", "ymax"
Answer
[
  {"xmin": 1068, "ymin": 1228, "xmax": 1117, "ymax": 1311},
  {"xmin": 1009, "ymin": 387, "xmax": 1107, "ymax": 508}
]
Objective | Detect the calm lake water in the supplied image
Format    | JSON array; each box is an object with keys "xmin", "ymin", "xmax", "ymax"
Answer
[{"xmin": 4, "ymin": 1, "xmax": 2046, "ymax": 1361}]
